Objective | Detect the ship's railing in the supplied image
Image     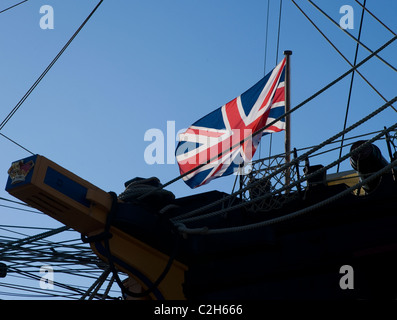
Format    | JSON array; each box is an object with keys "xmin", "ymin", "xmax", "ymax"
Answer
[
  {"xmin": 232, "ymin": 128, "xmax": 397, "ymax": 212},
  {"xmin": 237, "ymin": 150, "xmax": 302, "ymax": 212}
]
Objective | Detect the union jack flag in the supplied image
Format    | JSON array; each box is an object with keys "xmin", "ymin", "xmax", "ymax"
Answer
[{"xmin": 176, "ymin": 58, "xmax": 286, "ymax": 188}]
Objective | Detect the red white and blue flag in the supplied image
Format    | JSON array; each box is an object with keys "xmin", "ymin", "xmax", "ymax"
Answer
[{"xmin": 176, "ymin": 58, "xmax": 287, "ymax": 188}]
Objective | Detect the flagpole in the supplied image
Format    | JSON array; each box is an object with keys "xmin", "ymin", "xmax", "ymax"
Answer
[{"xmin": 284, "ymin": 50, "xmax": 292, "ymax": 187}]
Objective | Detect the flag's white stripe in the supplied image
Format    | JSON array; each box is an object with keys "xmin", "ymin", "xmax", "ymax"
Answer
[
  {"xmin": 245, "ymin": 59, "xmax": 285, "ymax": 125},
  {"xmin": 269, "ymin": 101, "xmax": 285, "ymax": 108}
]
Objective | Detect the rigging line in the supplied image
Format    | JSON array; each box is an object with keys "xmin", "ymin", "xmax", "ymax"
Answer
[
  {"xmin": 10, "ymin": 259, "xmax": 109, "ymax": 277},
  {"xmin": 0, "ymin": 0, "xmax": 104, "ymax": 132},
  {"xmin": 263, "ymin": 0, "xmax": 270, "ymax": 75},
  {"xmin": 291, "ymin": 0, "xmax": 397, "ymax": 113},
  {"xmin": 259, "ymin": 0, "xmax": 270, "ymax": 160},
  {"xmin": 275, "ymin": 0, "xmax": 283, "ymax": 64},
  {"xmin": 0, "ymin": 224, "xmax": 53, "ymax": 231},
  {"xmin": 0, "ymin": 225, "xmax": 33, "ymax": 238},
  {"xmin": 310, "ymin": 139, "xmax": 368, "ymax": 159},
  {"xmin": 3, "ymin": 248, "xmax": 99, "ymax": 267},
  {"xmin": 251, "ymin": 130, "xmax": 386, "ymax": 167},
  {"xmin": 251, "ymin": 137, "xmax": 378, "ymax": 174},
  {"xmin": 0, "ymin": 225, "xmax": 69, "ymax": 254},
  {"xmin": 282, "ymin": 129, "xmax": 385, "ymax": 157},
  {"xmin": 11, "ymin": 269, "xmax": 88, "ymax": 297},
  {"xmin": 337, "ymin": 0, "xmax": 366, "ymax": 173},
  {"xmin": 80, "ymin": 267, "xmax": 111, "ymax": 300},
  {"xmin": 268, "ymin": 134, "xmax": 273, "ymax": 165},
  {"xmin": 307, "ymin": 0, "xmax": 397, "ymax": 73},
  {"xmin": 354, "ymin": 0, "xmax": 396, "ymax": 36},
  {"xmin": 18, "ymin": 233, "xmax": 92, "ymax": 251},
  {"xmin": 0, "ymin": 203, "xmax": 42, "ymax": 214},
  {"xmin": 0, "ymin": 196, "xmax": 34, "ymax": 208},
  {"xmin": 0, "ymin": 132, "xmax": 34, "ymax": 155},
  {"xmin": 4, "ymin": 255, "xmax": 96, "ymax": 269},
  {"xmin": 0, "ymin": 0, "xmax": 29, "ymax": 15},
  {"xmin": 266, "ymin": 0, "xmax": 283, "ymax": 162},
  {"xmin": 0, "ymin": 281, "xmax": 74, "ymax": 298},
  {"xmin": 21, "ymin": 242, "xmax": 96, "ymax": 258},
  {"xmin": 57, "ymin": 268, "xmax": 112, "ymax": 276},
  {"xmin": 138, "ymin": 34, "xmax": 397, "ymax": 201},
  {"xmin": 0, "ymin": 233, "xmax": 89, "ymax": 255},
  {"xmin": 101, "ymin": 276, "xmax": 115, "ymax": 300}
]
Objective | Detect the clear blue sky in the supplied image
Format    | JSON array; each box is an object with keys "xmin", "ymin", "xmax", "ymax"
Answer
[{"xmin": 0, "ymin": 0, "xmax": 396, "ymax": 297}]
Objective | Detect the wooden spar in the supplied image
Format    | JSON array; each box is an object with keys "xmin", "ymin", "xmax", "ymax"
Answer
[{"xmin": 284, "ymin": 50, "xmax": 292, "ymax": 187}]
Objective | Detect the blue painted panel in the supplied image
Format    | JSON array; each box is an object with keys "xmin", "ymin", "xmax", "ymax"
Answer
[{"xmin": 43, "ymin": 167, "xmax": 90, "ymax": 208}]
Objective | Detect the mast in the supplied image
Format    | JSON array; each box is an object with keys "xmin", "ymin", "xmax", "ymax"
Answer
[{"xmin": 284, "ymin": 50, "xmax": 292, "ymax": 187}]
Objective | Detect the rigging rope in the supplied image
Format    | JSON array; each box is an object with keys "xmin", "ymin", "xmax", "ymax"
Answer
[
  {"xmin": 0, "ymin": 225, "xmax": 69, "ymax": 255},
  {"xmin": 259, "ymin": 0, "xmax": 270, "ymax": 160},
  {"xmin": 275, "ymin": 0, "xmax": 283, "ymax": 64},
  {"xmin": 79, "ymin": 267, "xmax": 111, "ymax": 300},
  {"xmin": 0, "ymin": 0, "xmax": 29, "ymax": 15},
  {"xmin": 0, "ymin": 196, "xmax": 36, "ymax": 208},
  {"xmin": 337, "ymin": 0, "xmax": 367, "ymax": 172},
  {"xmin": 263, "ymin": 0, "xmax": 270, "ymax": 75},
  {"xmin": 0, "ymin": 132, "xmax": 34, "ymax": 155},
  {"xmin": 267, "ymin": 0, "xmax": 283, "ymax": 162}
]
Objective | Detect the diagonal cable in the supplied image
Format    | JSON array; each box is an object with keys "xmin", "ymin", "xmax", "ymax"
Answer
[
  {"xmin": 354, "ymin": 0, "xmax": 396, "ymax": 36},
  {"xmin": 0, "ymin": 226, "xmax": 69, "ymax": 255},
  {"xmin": 0, "ymin": 0, "xmax": 103, "ymax": 132},
  {"xmin": 337, "ymin": 0, "xmax": 366, "ymax": 172},
  {"xmin": 0, "ymin": 0, "xmax": 29, "ymax": 15}
]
